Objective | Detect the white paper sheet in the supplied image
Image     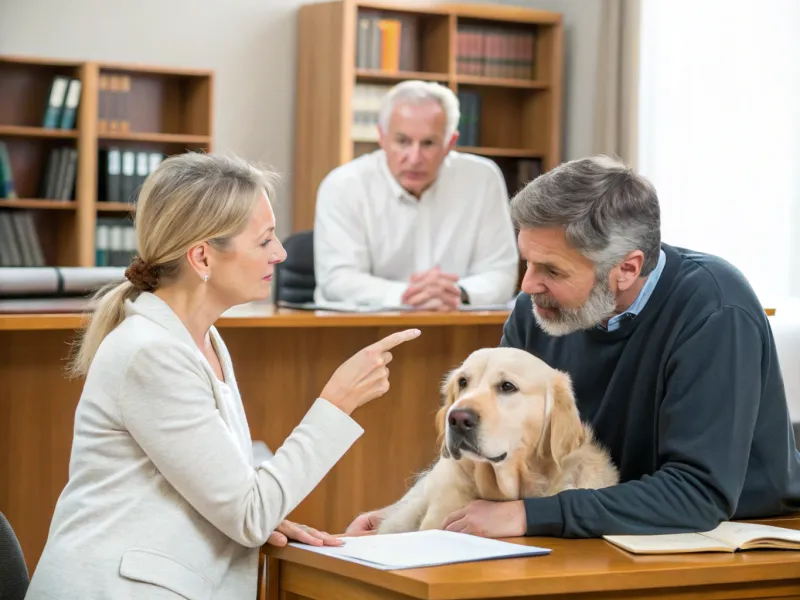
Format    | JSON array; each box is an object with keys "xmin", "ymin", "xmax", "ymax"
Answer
[{"xmin": 288, "ymin": 529, "xmax": 551, "ymax": 570}]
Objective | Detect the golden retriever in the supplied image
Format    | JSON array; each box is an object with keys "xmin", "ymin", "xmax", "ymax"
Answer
[{"xmin": 376, "ymin": 347, "xmax": 619, "ymax": 534}]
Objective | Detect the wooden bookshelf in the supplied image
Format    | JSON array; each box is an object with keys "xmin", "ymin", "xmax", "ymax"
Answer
[
  {"xmin": 0, "ymin": 55, "xmax": 213, "ymax": 268},
  {"xmin": 291, "ymin": 0, "xmax": 563, "ymax": 231}
]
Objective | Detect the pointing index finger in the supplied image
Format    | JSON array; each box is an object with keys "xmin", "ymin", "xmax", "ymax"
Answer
[{"xmin": 373, "ymin": 328, "xmax": 421, "ymax": 351}]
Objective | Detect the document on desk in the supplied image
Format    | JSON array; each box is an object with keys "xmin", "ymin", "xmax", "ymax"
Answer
[{"xmin": 289, "ymin": 529, "xmax": 551, "ymax": 570}]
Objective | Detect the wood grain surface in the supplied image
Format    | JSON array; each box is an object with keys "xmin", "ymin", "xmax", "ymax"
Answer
[{"xmin": 265, "ymin": 516, "xmax": 800, "ymax": 600}]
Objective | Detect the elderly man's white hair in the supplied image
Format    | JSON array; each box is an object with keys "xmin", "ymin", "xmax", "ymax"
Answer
[{"xmin": 378, "ymin": 80, "xmax": 461, "ymax": 145}]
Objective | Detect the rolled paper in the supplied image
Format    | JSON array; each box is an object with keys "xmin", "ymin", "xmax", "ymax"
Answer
[{"xmin": 0, "ymin": 267, "xmax": 126, "ymax": 298}]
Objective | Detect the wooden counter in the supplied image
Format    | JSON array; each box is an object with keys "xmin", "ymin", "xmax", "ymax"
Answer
[
  {"xmin": 263, "ymin": 516, "xmax": 800, "ymax": 599},
  {"xmin": 0, "ymin": 302, "xmax": 511, "ymax": 330},
  {"xmin": 0, "ymin": 304, "xmax": 508, "ymax": 573}
]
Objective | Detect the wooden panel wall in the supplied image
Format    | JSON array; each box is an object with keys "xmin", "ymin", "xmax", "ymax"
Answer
[{"xmin": 0, "ymin": 322, "xmax": 503, "ymax": 573}]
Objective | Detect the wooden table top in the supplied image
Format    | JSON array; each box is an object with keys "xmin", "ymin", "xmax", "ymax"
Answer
[
  {"xmin": 0, "ymin": 299, "xmax": 776, "ymax": 333},
  {"xmin": 264, "ymin": 516, "xmax": 800, "ymax": 599},
  {"xmin": 0, "ymin": 301, "xmax": 511, "ymax": 331}
]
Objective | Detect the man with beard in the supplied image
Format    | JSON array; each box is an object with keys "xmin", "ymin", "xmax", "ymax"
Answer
[{"xmin": 345, "ymin": 155, "xmax": 800, "ymax": 539}]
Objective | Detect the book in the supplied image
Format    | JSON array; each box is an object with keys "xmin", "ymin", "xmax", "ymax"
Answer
[
  {"xmin": 603, "ymin": 521, "xmax": 800, "ymax": 555},
  {"xmin": 289, "ymin": 529, "xmax": 551, "ymax": 570}
]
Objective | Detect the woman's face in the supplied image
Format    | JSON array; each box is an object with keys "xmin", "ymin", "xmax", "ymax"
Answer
[{"xmin": 207, "ymin": 192, "xmax": 287, "ymax": 307}]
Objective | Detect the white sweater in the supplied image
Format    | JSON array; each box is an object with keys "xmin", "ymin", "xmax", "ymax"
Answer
[{"xmin": 25, "ymin": 292, "xmax": 363, "ymax": 600}]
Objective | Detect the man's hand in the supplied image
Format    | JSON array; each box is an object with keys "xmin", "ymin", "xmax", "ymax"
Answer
[
  {"xmin": 343, "ymin": 510, "xmax": 385, "ymax": 536},
  {"xmin": 442, "ymin": 500, "xmax": 527, "ymax": 538},
  {"xmin": 266, "ymin": 520, "xmax": 342, "ymax": 547},
  {"xmin": 401, "ymin": 266, "xmax": 461, "ymax": 311}
]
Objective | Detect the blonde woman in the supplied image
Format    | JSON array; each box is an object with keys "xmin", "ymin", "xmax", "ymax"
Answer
[{"xmin": 25, "ymin": 153, "xmax": 420, "ymax": 600}]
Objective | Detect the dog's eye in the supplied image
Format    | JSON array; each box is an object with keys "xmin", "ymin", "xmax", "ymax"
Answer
[
  {"xmin": 457, "ymin": 377, "xmax": 468, "ymax": 389},
  {"xmin": 499, "ymin": 380, "xmax": 518, "ymax": 393}
]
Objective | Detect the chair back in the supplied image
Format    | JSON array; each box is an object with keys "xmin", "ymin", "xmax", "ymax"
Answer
[
  {"xmin": 0, "ymin": 512, "xmax": 29, "ymax": 600},
  {"xmin": 273, "ymin": 230, "xmax": 315, "ymax": 304}
]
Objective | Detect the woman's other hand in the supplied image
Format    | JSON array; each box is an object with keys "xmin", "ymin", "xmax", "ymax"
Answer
[
  {"xmin": 266, "ymin": 520, "xmax": 341, "ymax": 547},
  {"xmin": 321, "ymin": 328, "xmax": 421, "ymax": 415}
]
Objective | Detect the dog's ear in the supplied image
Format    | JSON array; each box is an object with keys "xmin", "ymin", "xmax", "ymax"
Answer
[
  {"xmin": 436, "ymin": 369, "xmax": 461, "ymax": 458},
  {"xmin": 538, "ymin": 370, "xmax": 585, "ymax": 467}
]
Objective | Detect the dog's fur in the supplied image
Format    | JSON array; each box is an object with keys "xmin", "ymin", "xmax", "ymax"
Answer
[{"xmin": 377, "ymin": 347, "xmax": 619, "ymax": 534}]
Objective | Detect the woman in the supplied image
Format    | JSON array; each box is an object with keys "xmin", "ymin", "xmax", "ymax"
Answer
[{"xmin": 25, "ymin": 153, "xmax": 420, "ymax": 599}]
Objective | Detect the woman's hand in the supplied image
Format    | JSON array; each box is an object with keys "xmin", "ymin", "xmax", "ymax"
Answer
[
  {"xmin": 266, "ymin": 520, "xmax": 342, "ymax": 547},
  {"xmin": 321, "ymin": 328, "xmax": 421, "ymax": 415}
]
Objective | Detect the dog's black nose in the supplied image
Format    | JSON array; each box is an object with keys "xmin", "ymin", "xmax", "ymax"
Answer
[{"xmin": 448, "ymin": 409, "xmax": 479, "ymax": 433}]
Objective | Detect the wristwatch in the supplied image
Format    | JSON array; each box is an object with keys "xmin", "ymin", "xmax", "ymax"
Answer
[{"xmin": 459, "ymin": 286, "xmax": 470, "ymax": 305}]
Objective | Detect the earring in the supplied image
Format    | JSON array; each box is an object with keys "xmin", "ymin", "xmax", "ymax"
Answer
[{"xmin": 203, "ymin": 274, "xmax": 209, "ymax": 282}]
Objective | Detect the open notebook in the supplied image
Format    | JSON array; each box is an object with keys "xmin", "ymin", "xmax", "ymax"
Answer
[
  {"xmin": 603, "ymin": 521, "xmax": 800, "ymax": 555},
  {"xmin": 289, "ymin": 529, "xmax": 550, "ymax": 570}
]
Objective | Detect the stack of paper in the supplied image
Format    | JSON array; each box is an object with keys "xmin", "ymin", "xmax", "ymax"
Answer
[{"xmin": 289, "ymin": 529, "xmax": 551, "ymax": 570}]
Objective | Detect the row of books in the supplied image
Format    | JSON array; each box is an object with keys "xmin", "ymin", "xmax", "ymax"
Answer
[
  {"xmin": 355, "ymin": 11, "xmax": 418, "ymax": 72},
  {"xmin": 0, "ymin": 142, "xmax": 16, "ymax": 199},
  {"xmin": 99, "ymin": 147, "xmax": 164, "ymax": 204},
  {"xmin": 96, "ymin": 218, "xmax": 136, "ymax": 267},
  {"xmin": 351, "ymin": 83, "xmax": 391, "ymax": 142},
  {"xmin": 42, "ymin": 75, "xmax": 82, "ymax": 130},
  {"xmin": 0, "ymin": 212, "xmax": 140, "ymax": 269},
  {"xmin": 98, "ymin": 73, "xmax": 131, "ymax": 134},
  {"xmin": 455, "ymin": 90, "xmax": 480, "ymax": 148},
  {"xmin": 350, "ymin": 84, "xmax": 482, "ymax": 147},
  {"xmin": 41, "ymin": 147, "xmax": 79, "ymax": 201},
  {"xmin": 0, "ymin": 142, "xmax": 78, "ymax": 201},
  {"xmin": 513, "ymin": 158, "xmax": 542, "ymax": 192},
  {"xmin": 456, "ymin": 24, "xmax": 536, "ymax": 79},
  {"xmin": 0, "ymin": 211, "xmax": 46, "ymax": 267}
]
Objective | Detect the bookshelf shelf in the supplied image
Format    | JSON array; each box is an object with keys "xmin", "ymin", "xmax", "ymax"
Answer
[
  {"xmin": 98, "ymin": 132, "xmax": 211, "ymax": 145},
  {"xmin": 456, "ymin": 146, "xmax": 544, "ymax": 158},
  {"xmin": 0, "ymin": 199, "xmax": 77, "ymax": 210},
  {"xmin": 0, "ymin": 55, "xmax": 213, "ymax": 268},
  {"xmin": 355, "ymin": 69, "xmax": 448, "ymax": 83},
  {"xmin": 0, "ymin": 125, "xmax": 78, "ymax": 139},
  {"xmin": 96, "ymin": 202, "xmax": 135, "ymax": 212},
  {"xmin": 292, "ymin": 0, "xmax": 563, "ymax": 231},
  {"xmin": 454, "ymin": 75, "xmax": 549, "ymax": 90}
]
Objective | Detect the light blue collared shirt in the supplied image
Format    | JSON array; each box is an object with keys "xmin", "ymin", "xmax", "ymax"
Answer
[{"xmin": 604, "ymin": 249, "xmax": 667, "ymax": 332}]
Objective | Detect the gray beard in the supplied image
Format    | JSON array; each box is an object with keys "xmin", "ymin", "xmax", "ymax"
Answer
[{"xmin": 531, "ymin": 275, "xmax": 618, "ymax": 336}]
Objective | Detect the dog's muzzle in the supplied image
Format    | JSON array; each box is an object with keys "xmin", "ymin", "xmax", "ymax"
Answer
[{"xmin": 446, "ymin": 408, "xmax": 507, "ymax": 462}]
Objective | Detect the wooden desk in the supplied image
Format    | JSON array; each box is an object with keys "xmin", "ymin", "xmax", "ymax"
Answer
[
  {"xmin": 0, "ymin": 304, "xmax": 507, "ymax": 572},
  {"xmin": 263, "ymin": 516, "xmax": 800, "ymax": 600}
]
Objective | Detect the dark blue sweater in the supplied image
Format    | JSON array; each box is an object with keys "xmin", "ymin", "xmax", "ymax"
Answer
[{"xmin": 501, "ymin": 243, "xmax": 800, "ymax": 537}]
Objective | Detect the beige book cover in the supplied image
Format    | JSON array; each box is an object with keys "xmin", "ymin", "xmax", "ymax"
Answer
[{"xmin": 603, "ymin": 521, "xmax": 800, "ymax": 555}]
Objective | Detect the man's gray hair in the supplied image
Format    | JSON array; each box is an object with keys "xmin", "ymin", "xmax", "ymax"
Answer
[
  {"xmin": 510, "ymin": 155, "xmax": 661, "ymax": 275},
  {"xmin": 378, "ymin": 80, "xmax": 460, "ymax": 145}
]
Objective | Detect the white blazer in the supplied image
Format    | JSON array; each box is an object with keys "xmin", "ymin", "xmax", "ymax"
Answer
[{"xmin": 25, "ymin": 292, "xmax": 363, "ymax": 600}]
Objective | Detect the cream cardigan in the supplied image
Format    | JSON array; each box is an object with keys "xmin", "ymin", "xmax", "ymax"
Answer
[{"xmin": 25, "ymin": 292, "xmax": 364, "ymax": 600}]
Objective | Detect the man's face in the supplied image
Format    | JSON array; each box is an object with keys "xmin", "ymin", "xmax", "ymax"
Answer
[
  {"xmin": 378, "ymin": 99, "xmax": 457, "ymax": 197},
  {"xmin": 517, "ymin": 227, "xmax": 618, "ymax": 336}
]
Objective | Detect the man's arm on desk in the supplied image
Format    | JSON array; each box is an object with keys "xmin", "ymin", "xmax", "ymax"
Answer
[
  {"xmin": 314, "ymin": 177, "xmax": 407, "ymax": 307},
  {"xmin": 455, "ymin": 162, "xmax": 519, "ymax": 306}
]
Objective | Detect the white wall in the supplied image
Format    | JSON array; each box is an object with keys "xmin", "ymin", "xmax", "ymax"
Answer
[
  {"xmin": 638, "ymin": 0, "xmax": 800, "ymax": 307},
  {"xmin": 0, "ymin": 0, "xmax": 601, "ymax": 237},
  {"xmin": 637, "ymin": 0, "xmax": 800, "ymax": 419}
]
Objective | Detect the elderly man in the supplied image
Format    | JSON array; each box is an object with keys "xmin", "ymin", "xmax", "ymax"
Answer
[
  {"xmin": 312, "ymin": 80, "xmax": 519, "ymax": 311},
  {"xmin": 347, "ymin": 155, "xmax": 800, "ymax": 537}
]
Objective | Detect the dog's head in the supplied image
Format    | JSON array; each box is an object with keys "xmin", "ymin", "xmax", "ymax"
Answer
[{"xmin": 435, "ymin": 347, "xmax": 585, "ymax": 467}]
